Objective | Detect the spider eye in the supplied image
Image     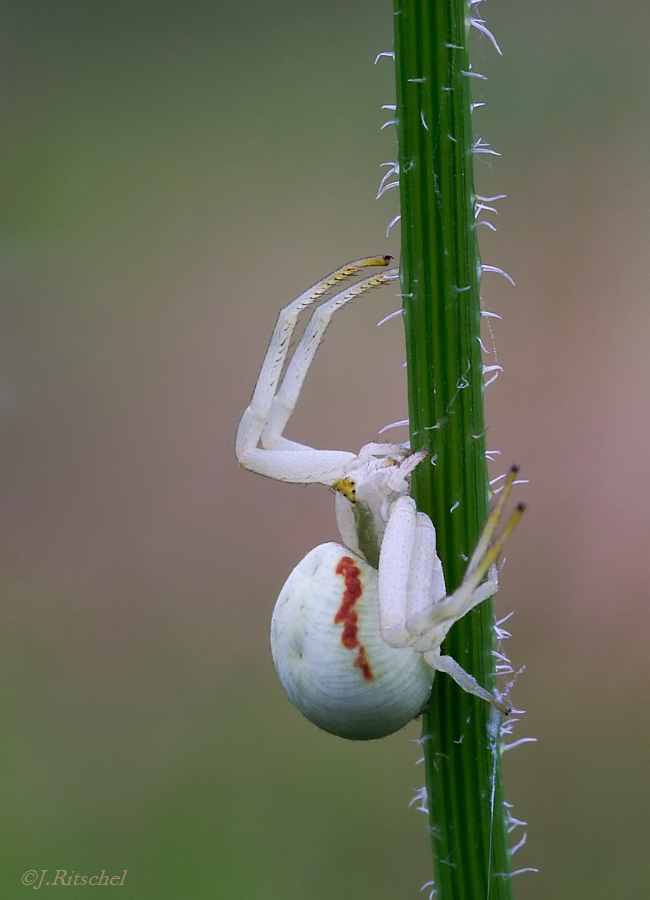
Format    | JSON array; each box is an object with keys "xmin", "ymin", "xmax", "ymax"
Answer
[{"xmin": 332, "ymin": 478, "xmax": 357, "ymax": 504}]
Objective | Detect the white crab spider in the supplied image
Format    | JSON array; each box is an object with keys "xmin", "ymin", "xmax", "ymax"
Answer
[{"xmin": 236, "ymin": 256, "xmax": 522, "ymax": 740}]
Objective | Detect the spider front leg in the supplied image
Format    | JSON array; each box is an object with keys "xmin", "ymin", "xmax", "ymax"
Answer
[
  {"xmin": 378, "ymin": 468, "xmax": 524, "ymax": 714},
  {"xmin": 236, "ymin": 256, "xmax": 397, "ymax": 485}
]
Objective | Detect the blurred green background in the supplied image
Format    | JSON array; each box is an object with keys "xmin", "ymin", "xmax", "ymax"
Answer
[{"xmin": 1, "ymin": 1, "xmax": 649, "ymax": 897}]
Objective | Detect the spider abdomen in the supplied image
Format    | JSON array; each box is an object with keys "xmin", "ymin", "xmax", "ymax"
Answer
[{"xmin": 271, "ymin": 542, "xmax": 433, "ymax": 740}]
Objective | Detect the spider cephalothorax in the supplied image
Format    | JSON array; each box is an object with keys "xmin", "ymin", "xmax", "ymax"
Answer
[{"xmin": 236, "ymin": 256, "xmax": 521, "ymax": 740}]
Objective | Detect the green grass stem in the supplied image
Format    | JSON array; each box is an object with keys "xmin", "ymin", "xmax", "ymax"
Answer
[{"xmin": 392, "ymin": 1, "xmax": 515, "ymax": 898}]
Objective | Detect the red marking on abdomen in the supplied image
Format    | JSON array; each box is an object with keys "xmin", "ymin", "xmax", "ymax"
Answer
[
  {"xmin": 354, "ymin": 645, "xmax": 373, "ymax": 681},
  {"xmin": 334, "ymin": 556, "xmax": 374, "ymax": 681}
]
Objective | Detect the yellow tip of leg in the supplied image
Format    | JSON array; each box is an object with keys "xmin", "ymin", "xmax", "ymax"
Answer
[
  {"xmin": 358, "ymin": 254, "xmax": 393, "ymax": 268},
  {"xmin": 329, "ymin": 256, "xmax": 395, "ymax": 288},
  {"xmin": 472, "ymin": 504, "xmax": 525, "ymax": 585},
  {"xmin": 467, "ymin": 465, "xmax": 522, "ymax": 575}
]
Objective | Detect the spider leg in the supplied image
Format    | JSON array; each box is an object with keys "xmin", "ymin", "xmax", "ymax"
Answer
[
  {"xmin": 237, "ymin": 256, "xmax": 389, "ymax": 459},
  {"xmin": 377, "ymin": 496, "xmax": 416, "ymax": 645},
  {"xmin": 358, "ymin": 442, "xmax": 409, "ymax": 461},
  {"xmin": 261, "ymin": 268, "xmax": 398, "ymax": 450},
  {"xmin": 425, "ymin": 650, "xmax": 511, "ymax": 714},
  {"xmin": 466, "ymin": 464, "xmax": 519, "ymax": 576},
  {"xmin": 237, "ymin": 258, "xmax": 398, "ymax": 484},
  {"xmin": 378, "ymin": 487, "xmax": 523, "ymax": 713},
  {"xmin": 406, "ymin": 503, "xmax": 524, "ymax": 643},
  {"xmin": 377, "ymin": 496, "xmax": 446, "ymax": 646}
]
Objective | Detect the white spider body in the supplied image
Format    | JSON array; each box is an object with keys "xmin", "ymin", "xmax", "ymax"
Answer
[
  {"xmin": 236, "ymin": 257, "xmax": 520, "ymax": 740},
  {"xmin": 271, "ymin": 446, "xmax": 435, "ymax": 741},
  {"xmin": 271, "ymin": 543, "xmax": 432, "ymax": 741}
]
